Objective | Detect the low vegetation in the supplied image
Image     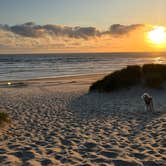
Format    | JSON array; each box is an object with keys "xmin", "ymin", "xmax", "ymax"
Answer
[
  {"xmin": 0, "ymin": 112, "xmax": 10, "ymax": 126},
  {"xmin": 0, "ymin": 82, "xmax": 27, "ymax": 88},
  {"xmin": 90, "ymin": 64, "xmax": 166, "ymax": 92}
]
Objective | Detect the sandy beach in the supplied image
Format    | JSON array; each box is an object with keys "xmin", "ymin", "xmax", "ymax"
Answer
[{"xmin": 0, "ymin": 74, "xmax": 165, "ymax": 166}]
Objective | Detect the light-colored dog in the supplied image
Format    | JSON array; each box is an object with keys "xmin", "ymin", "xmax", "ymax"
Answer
[{"xmin": 141, "ymin": 93, "xmax": 155, "ymax": 112}]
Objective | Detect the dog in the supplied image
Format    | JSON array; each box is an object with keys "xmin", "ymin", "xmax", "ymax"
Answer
[{"xmin": 141, "ymin": 93, "xmax": 155, "ymax": 112}]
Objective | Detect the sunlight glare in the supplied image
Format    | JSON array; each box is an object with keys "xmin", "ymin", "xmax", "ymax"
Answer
[{"xmin": 147, "ymin": 26, "xmax": 166, "ymax": 46}]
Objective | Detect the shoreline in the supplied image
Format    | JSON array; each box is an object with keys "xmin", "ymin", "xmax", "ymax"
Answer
[
  {"xmin": 0, "ymin": 73, "xmax": 106, "ymax": 83},
  {"xmin": 0, "ymin": 73, "xmax": 106, "ymax": 92}
]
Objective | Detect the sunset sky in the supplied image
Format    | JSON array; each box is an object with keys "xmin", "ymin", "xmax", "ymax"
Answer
[{"xmin": 0, "ymin": 0, "xmax": 166, "ymax": 53}]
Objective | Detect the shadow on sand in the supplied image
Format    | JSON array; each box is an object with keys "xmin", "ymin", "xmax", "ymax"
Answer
[{"xmin": 68, "ymin": 87, "xmax": 166, "ymax": 139}]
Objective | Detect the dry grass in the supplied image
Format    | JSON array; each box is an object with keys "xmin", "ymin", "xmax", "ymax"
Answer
[{"xmin": 0, "ymin": 112, "xmax": 10, "ymax": 127}]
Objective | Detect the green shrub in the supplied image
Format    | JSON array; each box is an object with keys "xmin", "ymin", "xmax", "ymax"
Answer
[{"xmin": 90, "ymin": 64, "xmax": 166, "ymax": 92}]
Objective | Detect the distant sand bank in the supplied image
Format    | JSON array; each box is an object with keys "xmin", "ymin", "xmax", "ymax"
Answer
[{"xmin": 0, "ymin": 74, "xmax": 165, "ymax": 166}]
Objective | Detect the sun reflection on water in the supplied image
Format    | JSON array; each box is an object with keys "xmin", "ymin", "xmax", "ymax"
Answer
[{"xmin": 154, "ymin": 57, "xmax": 162, "ymax": 64}]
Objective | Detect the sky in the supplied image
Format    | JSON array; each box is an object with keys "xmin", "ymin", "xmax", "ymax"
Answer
[{"xmin": 0, "ymin": 0, "xmax": 166, "ymax": 53}]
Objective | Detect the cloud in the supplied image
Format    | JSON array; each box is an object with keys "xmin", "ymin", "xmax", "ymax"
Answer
[
  {"xmin": 43, "ymin": 24, "xmax": 101, "ymax": 39},
  {"xmin": 0, "ymin": 22, "xmax": 144, "ymax": 39},
  {"xmin": 10, "ymin": 22, "xmax": 44, "ymax": 37},
  {"xmin": 109, "ymin": 24, "xmax": 144, "ymax": 36}
]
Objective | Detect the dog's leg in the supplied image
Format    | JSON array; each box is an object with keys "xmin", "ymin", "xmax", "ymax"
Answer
[
  {"xmin": 148, "ymin": 104, "xmax": 151, "ymax": 112},
  {"xmin": 150, "ymin": 101, "xmax": 155, "ymax": 112},
  {"xmin": 149, "ymin": 103, "xmax": 152, "ymax": 112},
  {"xmin": 145, "ymin": 105, "xmax": 149, "ymax": 112}
]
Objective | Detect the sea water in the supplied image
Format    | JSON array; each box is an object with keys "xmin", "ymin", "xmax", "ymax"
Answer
[{"xmin": 0, "ymin": 52, "xmax": 166, "ymax": 81}]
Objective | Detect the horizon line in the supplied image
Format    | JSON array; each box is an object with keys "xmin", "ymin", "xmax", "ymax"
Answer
[{"xmin": 0, "ymin": 51, "xmax": 166, "ymax": 55}]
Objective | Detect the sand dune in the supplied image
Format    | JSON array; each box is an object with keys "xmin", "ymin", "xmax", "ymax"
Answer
[{"xmin": 0, "ymin": 74, "xmax": 165, "ymax": 166}]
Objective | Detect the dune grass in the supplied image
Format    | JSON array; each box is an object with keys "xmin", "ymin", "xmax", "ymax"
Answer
[
  {"xmin": 90, "ymin": 64, "xmax": 166, "ymax": 92},
  {"xmin": 0, "ymin": 112, "xmax": 10, "ymax": 127}
]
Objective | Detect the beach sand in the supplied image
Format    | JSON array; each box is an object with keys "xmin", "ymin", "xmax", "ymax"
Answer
[{"xmin": 0, "ymin": 74, "xmax": 165, "ymax": 166}]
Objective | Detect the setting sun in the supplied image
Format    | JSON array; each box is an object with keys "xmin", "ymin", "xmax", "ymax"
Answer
[{"xmin": 147, "ymin": 26, "xmax": 166, "ymax": 46}]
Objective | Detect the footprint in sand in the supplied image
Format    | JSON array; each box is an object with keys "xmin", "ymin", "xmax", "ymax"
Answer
[
  {"xmin": 7, "ymin": 144, "xmax": 20, "ymax": 150},
  {"xmin": 0, "ymin": 155, "xmax": 7, "ymax": 163},
  {"xmin": 40, "ymin": 158, "xmax": 53, "ymax": 166},
  {"xmin": 12, "ymin": 150, "xmax": 35, "ymax": 162},
  {"xmin": 159, "ymin": 148, "xmax": 165, "ymax": 155},
  {"xmin": 100, "ymin": 151, "xmax": 118, "ymax": 158},
  {"xmin": 113, "ymin": 160, "xmax": 141, "ymax": 166},
  {"xmin": 0, "ymin": 148, "xmax": 6, "ymax": 154},
  {"xmin": 84, "ymin": 142, "xmax": 97, "ymax": 149},
  {"xmin": 91, "ymin": 157, "xmax": 111, "ymax": 164},
  {"xmin": 133, "ymin": 152, "xmax": 147, "ymax": 160},
  {"xmin": 143, "ymin": 160, "xmax": 166, "ymax": 166},
  {"xmin": 61, "ymin": 139, "xmax": 73, "ymax": 146},
  {"xmin": 146, "ymin": 150, "xmax": 156, "ymax": 155}
]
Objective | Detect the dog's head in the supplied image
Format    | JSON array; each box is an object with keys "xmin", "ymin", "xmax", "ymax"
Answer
[{"xmin": 141, "ymin": 93, "xmax": 151, "ymax": 100}]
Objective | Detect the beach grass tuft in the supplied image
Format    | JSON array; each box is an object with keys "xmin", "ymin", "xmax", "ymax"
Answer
[{"xmin": 0, "ymin": 112, "xmax": 10, "ymax": 126}]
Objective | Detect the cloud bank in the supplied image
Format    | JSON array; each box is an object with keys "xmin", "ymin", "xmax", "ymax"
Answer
[
  {"xmin": 0, "ymin": 22, "xmax": 143, "ymax": 39},
  {"xmin": 0, "ymin": 22, "xmax": 154, "ymax": 53}
]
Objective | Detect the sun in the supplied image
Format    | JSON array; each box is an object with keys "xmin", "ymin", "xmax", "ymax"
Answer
[{"xmin": 147, "ymin": 26, "xmax": 166, "ymax": 46}]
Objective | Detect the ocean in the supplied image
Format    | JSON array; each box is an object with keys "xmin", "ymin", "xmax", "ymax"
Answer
[{"xmin": 0, "ymin": 52, "xmax": 166, "ymax": 81}]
